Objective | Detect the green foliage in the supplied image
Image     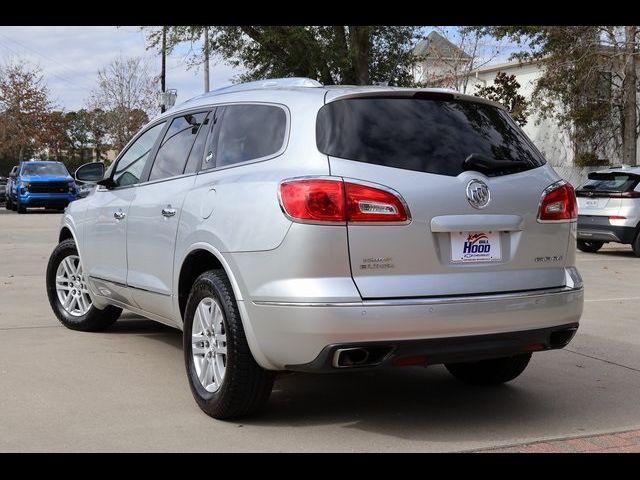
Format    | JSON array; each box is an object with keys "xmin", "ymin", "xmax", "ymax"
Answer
[
  {"xmin": 474, "ymin": 71, "xmax": 530, "ymax": 126},
  {"xmin": 142, "ymin": 26, "xmax": 423, "ymax": 86},
  {"xmin": 574, "ymin": 152, "xmax": 610, "ymax": 167},
  {"xmin": 481, "ymin": 26, "xmax": 636, "ymax": 160}
]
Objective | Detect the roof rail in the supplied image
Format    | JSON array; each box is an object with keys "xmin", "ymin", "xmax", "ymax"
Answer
[{"xmin": 206, "ymin": 77, "xmax": 322, "ymax": 96}]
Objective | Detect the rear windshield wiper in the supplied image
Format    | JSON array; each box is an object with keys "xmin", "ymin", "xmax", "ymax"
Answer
[{"xmin": 463, "ymin": 153, "xmax": 529, "ymax": 174}]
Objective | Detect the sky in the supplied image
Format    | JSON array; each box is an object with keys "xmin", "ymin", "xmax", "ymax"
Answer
[
  {"xmin": 0, "ymin": 26, "xmax": 520, "ymax": 113},
  {"xmin": 0, "ymin": 26, "xmax": 240, "ymax": 111}
]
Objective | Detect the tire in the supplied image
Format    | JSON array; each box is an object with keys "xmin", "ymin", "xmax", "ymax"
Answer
[
  {"xmin": 632, "ymin": 232, "xmax": 640, "ymax": 257},
  {"xmin": 183, "ymin": 270, "xmax": 275, "ymax": 419},
  {"xmin": 5, "ymin": 197, "xmax": 12, "ymax": 210},
  {"xmin": 16, "ymin": 200, "xmax": 26, "ymax": 214},
  {"xmin": 445, "ymin": 353, "xmax": 532, "ymax": 386},
  {"xmin": 46, "ymin": 239, "xmax": 122, "ymax": 331},
  {"xmin": 577, "ymin": 240, "xmax": 603, "ymax": 253}
]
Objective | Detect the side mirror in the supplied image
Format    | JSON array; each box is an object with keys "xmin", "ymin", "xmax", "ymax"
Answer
[{"xmin": 75, "ymin": 162, "xmax": 105, "ymax": 183}]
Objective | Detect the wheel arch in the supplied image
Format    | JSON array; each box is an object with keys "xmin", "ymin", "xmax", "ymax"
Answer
[{"xmin": 176, "ymin": 243, "xmax": 276, "ymax": 370}]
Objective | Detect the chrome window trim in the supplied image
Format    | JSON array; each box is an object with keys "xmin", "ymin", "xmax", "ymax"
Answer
[{"xmin": 252, "ymin": 285, "xmax": 583, "ymax": 308}]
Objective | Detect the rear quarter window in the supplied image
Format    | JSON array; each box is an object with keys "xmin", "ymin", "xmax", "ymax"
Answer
[{"xmin": 316, "ymin": 96, "xmax": 546, "ymax": 177}]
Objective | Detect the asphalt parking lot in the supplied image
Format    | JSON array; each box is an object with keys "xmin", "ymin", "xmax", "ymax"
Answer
[{"xmin": 1, "ymin": 207, "xmax": 640, "ymax": 452}]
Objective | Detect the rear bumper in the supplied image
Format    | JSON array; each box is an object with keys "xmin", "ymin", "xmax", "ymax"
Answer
[
  {"xmin": 239, "ymin": 285, "xmax": 584, "ymax": 370},
  {"xmin": 288, "ymin": 323, "xmax": 579, "ymax": 372},
  {"xmin": 578, "ymin": 215, "xmax": 638, "ymax": 243}
]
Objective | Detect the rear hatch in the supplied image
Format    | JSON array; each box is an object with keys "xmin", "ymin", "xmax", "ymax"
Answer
[
  {"xmin": 317, "ymin": 91, "xmax": 573, "ymax": 298},
  {"xmin": 576, "ymin": 171, "xmax": 640, "ymax": 217}
]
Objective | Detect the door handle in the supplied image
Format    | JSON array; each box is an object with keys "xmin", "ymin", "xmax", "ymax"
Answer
[
  {"xmin": 162, "ymin": 207, "xmax": 177, "ymax": 218},
  {"xmin": 113, "ymin": 210, "xmax": 126, "ymax": 220}
]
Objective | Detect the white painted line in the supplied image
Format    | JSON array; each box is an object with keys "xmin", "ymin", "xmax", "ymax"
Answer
[{"xmin": 585, "ymin": 297, "xmax": 640, "ymax": 303}]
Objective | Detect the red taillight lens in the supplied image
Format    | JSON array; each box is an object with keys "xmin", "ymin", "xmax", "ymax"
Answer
[
  {"xmin": 345, "ymin": 182, "xmax": 408, "ymax": 223},
  {"xmin": 538, "ymin": 182, "xmax": 577, "ymax": 222},
  {"xmin": 280, "ymin": 179, "xmax": 345, "ymax": 222},
  {"xmin": 279, "ymin": 178, "xmax": 409, "ymax": 224}
]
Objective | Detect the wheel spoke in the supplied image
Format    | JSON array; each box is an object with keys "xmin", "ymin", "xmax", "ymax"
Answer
[
  {"xmin": 191, "ymin": 334, "xmax": 208, "ymax": 355},
  {"xmin": 212, "ymin": 356, "xmax": 223, "ymax": 386},
  {"xmin": 196, "ymin": 302, "xmax": 210, "ymax": 333}
]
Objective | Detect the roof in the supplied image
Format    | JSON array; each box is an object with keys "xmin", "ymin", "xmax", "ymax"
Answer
[
  {"xmin": 468, "ymin": 58, "xmax": 541, "ymax": 76},
  {"xmin": 154, "ymin": 77, "xmax": 506, "ymax": 122},
  {"xmin": 412, "ymin": 31, "xmax": 471, "ymax": 60}
]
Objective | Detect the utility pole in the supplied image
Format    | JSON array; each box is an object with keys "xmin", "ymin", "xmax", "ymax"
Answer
[
  {"xmin": 203, "ymin": 26, "xmax": 210, "ymax": 93},
  {"xmin": 161, "ymin": 26, "xmax": 167, "ymax": 113},
  {"xmin": 623, "ymin": 25, "xmax": 637, "ymax": 165}
]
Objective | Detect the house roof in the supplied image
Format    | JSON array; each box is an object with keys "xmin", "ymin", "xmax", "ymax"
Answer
[
  {"xmin": 413, "ymin": 31, "xmax": 471, "ymax": 60},
  {"xmin": 468, "ymin": 58, "xmax": 541, "ymax": 75}
]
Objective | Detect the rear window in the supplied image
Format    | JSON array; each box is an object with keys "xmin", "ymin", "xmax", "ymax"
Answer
[
  {"xmin": 316, "ymin": 97, "xmax": 546, "ymax": 177},
  {"xmin": 578, "ymin": 173, "xmax": 639, "ymax": 193}
]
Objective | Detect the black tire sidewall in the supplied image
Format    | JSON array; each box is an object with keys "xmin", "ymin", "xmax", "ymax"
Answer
[{"xmin": 46, "ymin": 240, "xmax": 100, "ymax": 329}]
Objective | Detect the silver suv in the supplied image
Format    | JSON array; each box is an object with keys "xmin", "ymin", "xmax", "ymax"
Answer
[
  {"xmin": 576, "ymin": 166, "xmax": 640, "ymax": 255},
  {"xmin": 46, "ymin": 78, "xmax": 584, "ymax": 419}
]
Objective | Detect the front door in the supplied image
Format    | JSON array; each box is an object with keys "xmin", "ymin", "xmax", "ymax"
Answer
[{"xmin": 83, "ymin": 122, "xmax": 167, "ymax": 302}]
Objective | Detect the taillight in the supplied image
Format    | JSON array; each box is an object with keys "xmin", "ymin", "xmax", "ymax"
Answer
[
  {"xmin": 345, "ymin": 182, "xmax": 408, "ymax": 223},
  {"xmin": 279, "ymin": 177, "xmax": 409, "ymax": 224},
  {"xmin": 538, "ymin": 182, "xmax": 577, "ymax": 222},
  {"xmin": 280, "ymin": 179, "xmax": 345, "ymax": 223}
]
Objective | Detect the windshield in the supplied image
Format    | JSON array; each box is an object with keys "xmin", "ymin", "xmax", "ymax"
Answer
[
  {"xmin": 316, "ymin": 97, "xmax": 546, "ymax": 177},
  {"xmin": 21, "ymin": 163, "xmax": 69, "ymax": 177}
]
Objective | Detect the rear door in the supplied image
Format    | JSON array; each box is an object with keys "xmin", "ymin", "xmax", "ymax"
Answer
[
  {"xmin": 317, "ymin": 94, "xmax": 572, "ymax": 298},
  {"xmin": 126, "ymin": 110, "xmax": 212, "ymax": 319}
]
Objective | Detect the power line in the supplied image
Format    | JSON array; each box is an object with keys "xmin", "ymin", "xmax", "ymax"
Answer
[{"xmin": 0, "ymin": 33, "xmax": 95, "ymax": 93}]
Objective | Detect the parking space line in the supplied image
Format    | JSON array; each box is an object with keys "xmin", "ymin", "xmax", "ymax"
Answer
[{"xmin": 585, "ymin": 296, "xmax": 640, "ymax": 302}]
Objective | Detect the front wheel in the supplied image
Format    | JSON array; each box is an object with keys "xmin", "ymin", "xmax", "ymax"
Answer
[
  {"xmin": 445, "ymin": 353, "xmax": 532, "ymax": 386},
  {"xmin": 46, "ymin": 239, "xmax": 122, "ymax": 331},
  {"xmin": 577, "ymin": 240, "xmax": 603, "ymax": 253},
  {"xmin": 16, "ymin": 200, "xmax": 26, "ymax": 214},
  {"xmin": 184, "ymin": 270, "xmax": 275, "ymax": 419},
  {"xmin": 632, "ymin": 232, "xmax": 640, "ymax": 257}
]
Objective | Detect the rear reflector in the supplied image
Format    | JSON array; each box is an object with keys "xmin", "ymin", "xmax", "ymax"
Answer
[
  {"xmin": 280, "ymin": 177, "xmax": 409, "ymax": 224},
  {"xmin": 609, "ymin": 215, "xmax": 627, "ymax": 220},
  {"xmin": 538, "ymin": 182, "xmax": 577, "ymax": 222},
  {"xmin": 392, "ymin": 355, "xmax": 427, "ymax": 367}
]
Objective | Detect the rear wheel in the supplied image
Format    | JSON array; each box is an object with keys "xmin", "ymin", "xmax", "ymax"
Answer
[
  {"xmin": 445, "ymin": 353, "xmax": 532, "ymax": 386},
  {"xmin": 184, "ymin": 270, "xmax": 275, "ymax": 419},
  {"xmin": 577, "ymin": 240, "xmax": 603, "ymax": 253},
  {"xmin": 46, "ymin": 239, "xmax": 122, "ymax": 331},
  {"xmin": 632, "ymin": 232, "xmax": 640, "ymax": 257}
]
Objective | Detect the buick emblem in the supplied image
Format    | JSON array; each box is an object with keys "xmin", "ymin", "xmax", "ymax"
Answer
[{"xmin": 466, "ymin": 179, "xmax": 490, "ymax": 209}]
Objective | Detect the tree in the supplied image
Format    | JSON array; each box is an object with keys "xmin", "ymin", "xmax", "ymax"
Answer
[
  {"xmin": 0, "ymin": 60, "xmax": 53, "ymax": 161},
  {"xmin": 142, "ymin": 26, "xmax": 423, "ymax": 86},
  {"xmin": 40, "ymin": 110, "xmax": 70, "ymax": 161},
  {"xmin": 88, "ymin": 56, "xmax": 156, "ymax": 151},
  {"xmin": 87, "ymin": 108, "xmax": 109, "ymax": 162},
  {"xmin": 474, "ymin": 71, "xmax": 530, "ymax": 126},
  {"xmin": 481, "ymin": 26, "xmax": 639, "ymax": 165}
]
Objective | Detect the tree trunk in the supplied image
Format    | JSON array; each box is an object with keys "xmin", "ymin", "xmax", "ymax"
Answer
[
  {"xmin": 349, "ymin": 26, "xmax": 371, "ymax": 85},
  {"xmin": 623, "ymin": 25, "xmax": 637, "ymax": 165}
]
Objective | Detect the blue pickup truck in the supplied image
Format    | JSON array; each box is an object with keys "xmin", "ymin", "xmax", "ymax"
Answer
[{"xmin": 6, "ymin": 160, "xmax": 78, "ymax": 213}]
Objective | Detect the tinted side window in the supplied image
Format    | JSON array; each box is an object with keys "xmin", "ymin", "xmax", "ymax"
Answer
[
  {"xmin": 183, "ymin": 112, "xmax": 212, "ymax": 174},
  {"xmin": 316, "ymin": 97, "xmax": 546, "ymax": 177},
  {"xmin": 149, "ymin": 112, "xmax": 208, "ymax": 181},
  {"xmin": 213, "ymin": 105, "xmax": 287, "ymax": 168},
  {"xmin": 113, "ymin": 123, "xmax": 165, "ymax": 187}
]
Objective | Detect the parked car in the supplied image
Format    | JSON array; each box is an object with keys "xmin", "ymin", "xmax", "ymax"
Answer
[
  {"xmin": 576, "ymin": 166, "xmax": 640, "ymax": 255},
  {"xmin": 5, "ymin": 166, "xmax": 18, "ymax": 210},
  {"xmin": 0, "ymin": 176, "xmax": 7, "ymax": 204},
  {"xmin": 9, "ymin": 160, "xmax": 77, "ymax": 213},
  {"xmin": 46, "ymin": 78, "xmax": 584, "ymax": 419}
]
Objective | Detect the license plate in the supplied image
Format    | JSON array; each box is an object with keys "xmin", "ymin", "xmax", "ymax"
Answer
[
  {"xmin": 451, "ymin": 231, "xmax": 502, "ymax": 263},
  {"xmin": 585, "ymin": 199, "xmax": 598, "ymax": 208}
]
